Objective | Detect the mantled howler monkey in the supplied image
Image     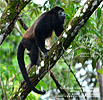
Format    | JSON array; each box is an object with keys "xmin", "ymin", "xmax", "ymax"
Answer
[{"xmin": 17, "ymin": 6, "xmax": 66, "ymax": 94}]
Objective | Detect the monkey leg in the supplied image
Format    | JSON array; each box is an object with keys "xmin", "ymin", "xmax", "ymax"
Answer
[{"xmin": 28, "ymin": 44, "xmax": 39, "ymax": 71}]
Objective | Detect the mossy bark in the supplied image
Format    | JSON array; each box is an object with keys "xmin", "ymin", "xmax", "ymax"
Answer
[{"xmin": 0, "ymin": 0, "xmax": 31, "ymax": 44}]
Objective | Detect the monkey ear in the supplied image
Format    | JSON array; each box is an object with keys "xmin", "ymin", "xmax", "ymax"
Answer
[
  {"xmin": 54, "ymin": 6, "xmax": 64, "ymax": 11},
  {"xmin": 51, "ymin": 6, "xmax": 59, "ymax": 12}
]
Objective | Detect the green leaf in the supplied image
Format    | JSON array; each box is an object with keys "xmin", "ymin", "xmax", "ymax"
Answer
[
  {"xmin": 97, "ymin": 8, "xmax": 101, "ymax": 19},
  {"xmin": 97, "ymin": 68, "xmax": 103, "ymax": 75},
  {"xmin": 4, "ymin": 70, "xmax": 9, "ymax": 81},
  {"xmin": 0, "ymin": 64, "xmax": 6, "ymax": 73}
]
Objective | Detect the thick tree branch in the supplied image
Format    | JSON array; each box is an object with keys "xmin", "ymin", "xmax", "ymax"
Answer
[
  {"xmin": 10, "ymin": 0, "xmax": 102, "ymax": 99},
  {"xmin": 0, "ymin": 0, "xmax": 31, "ymax": 45}
]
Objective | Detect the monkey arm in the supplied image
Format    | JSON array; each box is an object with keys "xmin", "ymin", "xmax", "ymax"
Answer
[
  {"xmin": 35, "ymin": 32, "xmax": 49, "ymax": 58},
  {"xmin": 54, "ymin": 25, "xmax": 64, "ymax": 37}
]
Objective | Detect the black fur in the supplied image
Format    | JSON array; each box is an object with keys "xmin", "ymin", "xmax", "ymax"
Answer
[{"xmin": 17, "ymin": 6, "xmax": 65, "ymax": 94}]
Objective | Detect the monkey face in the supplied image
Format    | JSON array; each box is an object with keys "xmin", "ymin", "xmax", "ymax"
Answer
[{"xmin": 58, "ymin": 10, "xmax": 66, "ymax": 20}]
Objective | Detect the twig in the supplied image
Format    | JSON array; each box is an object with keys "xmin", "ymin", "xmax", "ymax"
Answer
[
  {"xmin": 50, "ymin": 71, "xmax": 70, "ymax": 100},
  {"xmin": 15, "ymin": 22, "xmax": 23, "ymax": 37},
  {"xmin": 19, "ymin": 7, "xmax": 42, "ymax": 17},
  {"xmin": 96, "ymin": 61, "xmax": 103, "ymax": 100},
  {"xmin": 0, "ymin": 78, "xmax": 8, "ymax": 100},
  {"xmin": 18, "ymin": 18, "xmax": 28, "ymax": 30},
  {"xmin": 62, "ymin": 55, "xmax": 87, "ymax": 100}
]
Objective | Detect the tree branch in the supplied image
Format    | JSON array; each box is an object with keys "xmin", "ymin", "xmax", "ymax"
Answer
[
  {"xmin": 62, "ymin": 56, "xmax": 87, "ymax": 100},
  {"xmin": 50, "ymin": 71, "xmax": 70, "ymax": 100},
  {"xmin": 0, "ymin": 0, "xmax": 31, "ymax": 45},
  {"xmin": 18, "ymin": 18, "xmax": 28, "ymax": 30},
  {"xmin": 96, "ymin": 60, "xmax": 103, "ymax": 100}
]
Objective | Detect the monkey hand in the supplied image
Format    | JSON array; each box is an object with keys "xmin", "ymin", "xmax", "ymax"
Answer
[
  {"xmin": 36, "ymin": 60, "xmax": 41, "ymax": 66},
  {"xmin": 44, "ymin": 52, "xmax": 49, "ymax": 59}
]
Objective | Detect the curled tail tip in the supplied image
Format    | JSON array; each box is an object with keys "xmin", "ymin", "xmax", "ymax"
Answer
[
  {"xmin": 34, "ymin": 89, "xmax": 46, "ymax": 94},
  {"xmin": 42, "ymin": 90, "xmax": 46, "ymax": 94},
  {"xmin": 39, "ymin": 90, "xmax": 46, "ymax": 94}
]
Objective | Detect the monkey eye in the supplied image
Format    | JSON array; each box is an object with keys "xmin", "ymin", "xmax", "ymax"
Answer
[
  {"xmin": 58, "ymin": 10, "xmax": 62, "ymax": 14},
  {"xmin": 59, "ymin": 11, "xmax": 62, "ymax": 14}
]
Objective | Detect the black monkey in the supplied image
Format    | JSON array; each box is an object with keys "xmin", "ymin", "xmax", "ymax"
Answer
[{"xmin": 17, "ymin": 6, "xmax": 66, "ymax": 94}]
